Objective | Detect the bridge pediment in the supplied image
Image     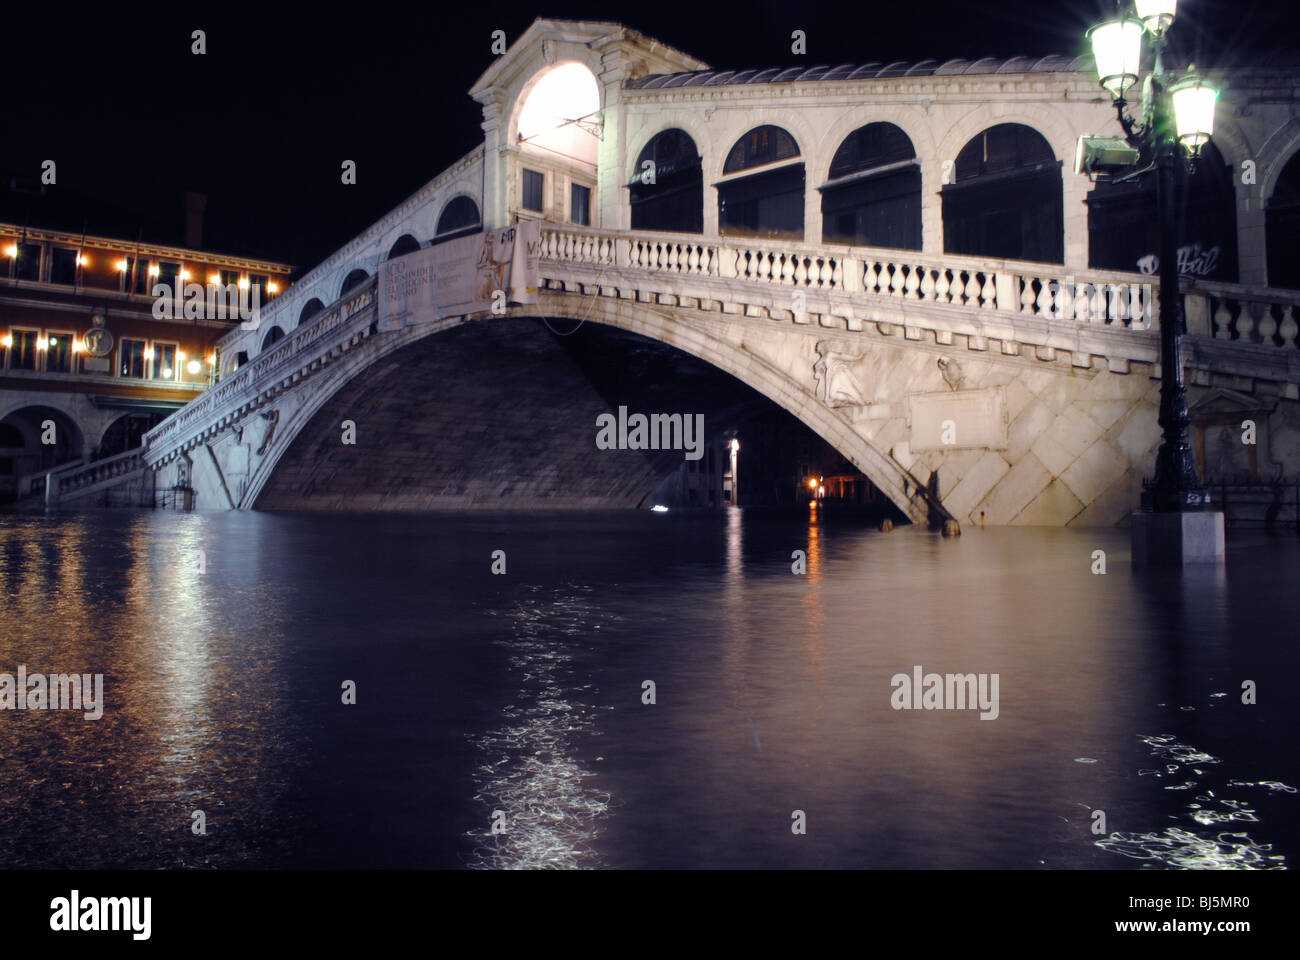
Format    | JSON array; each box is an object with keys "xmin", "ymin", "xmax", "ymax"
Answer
[{"xmin": 469, "ymin": 18, "xmax": 706, "ymax": 106}]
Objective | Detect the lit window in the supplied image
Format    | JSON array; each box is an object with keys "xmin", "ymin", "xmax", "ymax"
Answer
[
  {"xmin": 13, "ymin": 243, "xmax": 41, "ymax": 282},
  {"xmin": 49, "ymin": 248, "xmax": 78, "ymax": 285},
  {"xmin": 522, "ymin": 169, "xmax": 545, "ymax": 212},
  {"xmin": 8, "ymin": 329, "xmax": 39, "ymax": 369},
  {"xmin": 151, "ymin": 343, "xmax": 177, "ymax": 380},
  {"xmin": 46, "ymin": 333, "xmax": 73, "ymax": 373},
  {"xmin": 570, "ymin": 183, "xmax": 591, "ymax": 226},
  {"xmin": 119, "ymin": 339, "xmax": 147, "ymax": 378}
]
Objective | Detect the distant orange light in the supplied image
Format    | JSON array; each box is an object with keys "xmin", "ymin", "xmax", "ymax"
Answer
[
  {"xmin": 148, "ymin": 264, "xmax": 160, "ymax": 277},
  {"xmin": 76, "ymin": 254, "xmax": 90, "ymax": 267},
  {"xmin": 1, "ymin": 334, "xmax": 11, "ymax": 348},
  {"xmin": 3, "ymin": 244, "xmax": 16, "ymax": 259},
  {"xmin": 267, "ymin": 281, "xmax": 279, "ymax": 294},
  {"xmin": 116, "ymin": 258, "xmax": 129, "ymax": 272},
  {"xmin": 71, "ymin": 339, "xmax": 82, "ymax": 353},
  {"xmin": 179, "ymin": 269, "xmax": 190, "ymax": 281},
  {"xmin": 237, "ymin": 276, "xmax": 249, "ymax": 290},
  {"xmin": 208, "ymin": 272, "xmax": 221, "ymax": 285}
]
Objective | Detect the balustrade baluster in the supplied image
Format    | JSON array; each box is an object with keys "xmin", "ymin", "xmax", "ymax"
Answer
[
  {"xmin": 1213, "ymin": 299, "xmax": 1233, "ymax": 339},
  {"xmin": 1235, "ymin": 301, "xmax": 1256, "ymax": 343},
  {"xmin": 935, "ymin": 269, "xmax": 950, "ymax": 304},
  {"xmin": 1280, "ymin": 305, "xmax": 1298, "ymax": 348},
  {"xmin": 920, "ymin": 268, "xmax": 935, "ymax": 302},
  {"xmin": 1257, "ymin": 302, "xmax": 1278, "ymax": 345}
]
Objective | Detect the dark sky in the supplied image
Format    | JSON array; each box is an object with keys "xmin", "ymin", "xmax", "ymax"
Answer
[{"xmin": 1, "ymin": 0, "xmax": 1293, "ymax": 274}]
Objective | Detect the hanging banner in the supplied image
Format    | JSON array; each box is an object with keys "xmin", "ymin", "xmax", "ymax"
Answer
[{"xmin": 378, "ymin": 221, "xmax": 540, "ymax": 331}]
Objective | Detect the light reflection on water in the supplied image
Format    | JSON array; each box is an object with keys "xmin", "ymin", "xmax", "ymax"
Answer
[
  {"xmin": 0, "ymin": 508, "xmax": 1296, "ymax": 869},
  {"xmin": 466, "ymin": 585, "xmax": 612, "ymax": 869}
]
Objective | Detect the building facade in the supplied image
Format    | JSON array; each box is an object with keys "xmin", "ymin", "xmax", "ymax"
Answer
[{"xmin": 0, "ymin": 197, "xmax": 292, "ymax": 502}]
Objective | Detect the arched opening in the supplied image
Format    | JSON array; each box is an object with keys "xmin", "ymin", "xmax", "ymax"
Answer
[
  {"xmin": 1087, "ymin": 140, "xmax": 1238, "ymax": 281},
  {"xmin": 340, "ymin": 269, "xmax": 370, "ymax": 298},
  {"xmin": 821, "ymin": 122, "xmax": 921, "ymax": 249},
  {"xmin": 629, "ymin": 129, "xmax": 703, "ymax": 234},
  {"xmin": 97, "ymin": 412, "xmax": 164, "ymax": 458},
  {"xmin": 261, "ymin": 325, "xmax": 286, "ymax": 353},
  {"xmin": 717, "ymin": 125, "xmax": 804, "ymax": 241},
  {"xmin": 1267, "ymin": 150, "xmax": 1300, "ymax": 289},
  {"xmin": 387, "ymin": 235, "xmax": 420, "ymax": 260},
  {"xmin": 517, "ymin": 61, "xmax": 601, "ymax": 168},
  {"xmin": 0, "ymin": 405, "xmax": 83, "ymax": 500},
  {"xmin": 942, "ymin": 123, "xmax": 1063, "ymax": 264},
  {"xmin": 434, "ymin": 197, "xmax": 481, "ymax": 244},
  {"xmin": 298, "ymin": 298, "xmax": 325, "ymax": 326}
]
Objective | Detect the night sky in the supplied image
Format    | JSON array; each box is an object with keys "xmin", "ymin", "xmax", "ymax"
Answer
[{"xmin": 1, "ymin": 0, "xmax": 1293, "ymax": 274}]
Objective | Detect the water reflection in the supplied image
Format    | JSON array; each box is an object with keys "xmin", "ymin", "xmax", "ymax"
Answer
[
  {"xmin": 467, "ymin": 584, "xmax": 611, "ymax": 869},
  {"xmin": 0, "ymin": 511, "xmax": 1296, "ymax": 869}
]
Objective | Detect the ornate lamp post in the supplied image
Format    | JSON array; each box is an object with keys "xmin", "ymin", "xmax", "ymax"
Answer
[{"xmin": 1082, "ymin": 0, "xmax": 1219, "ymax": 514}]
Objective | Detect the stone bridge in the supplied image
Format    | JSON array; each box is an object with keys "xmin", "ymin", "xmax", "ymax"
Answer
[{"xmin": 140, "ymin": 18, "xmax": 1300, "ymax": 525}]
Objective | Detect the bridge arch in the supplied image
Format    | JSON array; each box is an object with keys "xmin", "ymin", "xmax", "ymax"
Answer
[
  {"xmin": 298, "ymin": 298, "xmax": 325, "ymax": 326},
  {"xmin": 628, "ymin": 128, "xmax": 704, "ymax": 234},
  {"xmin": 1267, "ymin": 149, "xmax": 1300, "ymax": 289},
  {"xmin": 942, "ymin": 122, "xmax": 1064, "ymax": 264},
  {"xmin": 717, "ymin": 124, "xmax": 807, "ymax": 241},
  {"xmin": 260, "ymin": 325, "xmax": 286, "ymax": 353},
  {"xmin": 340, "ymin": 269, "xmax": 370, "ymax": 298},
  {"xmin": 821, "ymin": 121, "xmax": 923, "ymax": 250},
  {"xmin": 434, "ymin": 195, "xmax": 481, "ymax": 242},
  {"xmin": 237, "ymin": 296, "xmax": 928, "ymax": 521},
  {"xmin": 387, "ymin": 234, "xmax": 421, "ymax": 260}
]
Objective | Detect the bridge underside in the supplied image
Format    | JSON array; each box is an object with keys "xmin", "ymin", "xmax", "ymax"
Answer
[{"xmin": 253, "ymin": 317, "xmax": 882, "ymax": 513}]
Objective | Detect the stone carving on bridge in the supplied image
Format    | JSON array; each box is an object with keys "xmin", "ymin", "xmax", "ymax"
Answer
[
  {"xmin": 813, "ymin": 340, "xmax": 872, "ymax": 408},
  {"xmin": 937, "ymin": 357, "xmax": 968, "ymax": 391},
  {"xmin": 255, "ymin": 410, "xmax": 280, "ymax": 457}
]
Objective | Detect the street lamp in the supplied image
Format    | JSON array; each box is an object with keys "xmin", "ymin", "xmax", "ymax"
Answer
[{"xmin": 1084, "ymin": 0, "xmax": 1219, "ymax": 515}]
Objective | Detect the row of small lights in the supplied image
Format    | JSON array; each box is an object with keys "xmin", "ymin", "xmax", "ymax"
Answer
[
  {"xmin": 1, "ymin": 331, "xmax": 216, "ymax": 376},
  {"xmin": 3, "ymin": 244, "xmax": 279, "ymax": 294}
]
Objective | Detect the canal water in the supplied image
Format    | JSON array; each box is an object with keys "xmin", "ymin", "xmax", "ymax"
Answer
[{"xmin": 0, "ymin": 508, "xmax": 1295, "ymax": 869}]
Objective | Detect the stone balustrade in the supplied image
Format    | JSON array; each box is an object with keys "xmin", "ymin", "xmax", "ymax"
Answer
[
  {"xmin": 142, "ymin": 224, "xmax": 1300, "ymax": 475},
  {"xmin": 143, "ymin": 279, "xmax": 379, "ymax": 462},
  {"xmin": 540, "ymin": 225, "xmax": 1156, "ymax": 328},
  {"xmin": 1182, "ymin": 279, "xmax": 1300, "ymax": 347}
]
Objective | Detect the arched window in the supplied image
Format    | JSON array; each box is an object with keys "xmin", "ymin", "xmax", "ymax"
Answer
[
  {"xmin": 718, "ymin": 125, "xmax": 804, "ymax": 241},
  {"xmin": 1267, "ymin": 151, "xmax": 1300, "ymax": 289},
  {"xmin": 821, "ymin": 123, "xmax": 921, "ymax": 249},
  {"xmin": 261, "ymin": 325, "xmax": 286, "ymax": 353},
  {"xmin": 517, "ymin": 62, "xmax": 601, "ymax": 168},
  {"xmin": 387, "ymin": 235, "xmax": 420, "ymax": 260},
  {"xmin": 630, "ymin": 129, "xmax": 703, "ymax": 234},
  {"xmin": 1087, "ymin": 140, "xmax": 1238, "ymax": 281},
  {"xmin": 435, "ymin": 197, "xmax": 481, "ymax": 242},
  {"xmin": 942, "ymin": 123, "xmax": 1063, "ymax": 263},
  {"xmin": 340, "ymin": 269, "xmax": 369, "ymax": 297},
  {"xmin": 97, "ymin": 413, "xmax": 164, "ymax": 459},
  {"xmin": 298, "ymin": 298, "xmax": 324, "ymax": 326}
]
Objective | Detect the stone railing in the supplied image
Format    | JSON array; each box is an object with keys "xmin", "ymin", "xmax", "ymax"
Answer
[
  {"xmin": 143, "ymin": 278, "xmax": 378, "ymax": 461},
  {"xmin": 539, "ymin": 225, "xmax": 1156, "ymax": 328},
  {"xmin": 45, "ymin": 447, "xmax": 145, "ymax": 505},
  {"xmin": 1182, "ymin": 279, "xmax": 1300, "ymax": 346}
]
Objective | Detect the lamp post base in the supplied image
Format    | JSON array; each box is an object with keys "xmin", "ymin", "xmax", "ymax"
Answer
[{"xmin": 1130, "ymin": 510, "xmax": 1225, "ymax": 565}]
